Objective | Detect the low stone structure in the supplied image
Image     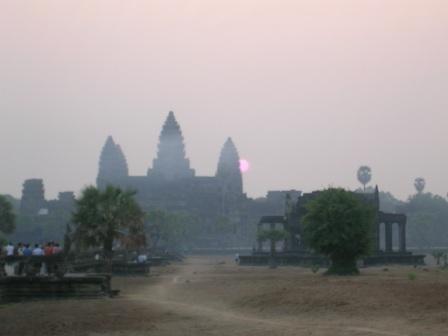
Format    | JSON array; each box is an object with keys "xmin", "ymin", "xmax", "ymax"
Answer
[
  {"xmin": 71, "ymin": 260, "xmax": 150, "ymax": 276},
  {"xmin": 0, "ymin": 274, "xmax": 113, "ymax": 301},
  {"xmin": 0, "ymin": 256, "xmax": 114, "ymax": 301},
  {"xmin": 241, "ymin": 187, "xmax": 425, "ymax": 266}
]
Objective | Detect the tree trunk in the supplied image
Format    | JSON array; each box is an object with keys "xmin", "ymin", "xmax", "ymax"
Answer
[
  {"xmin": 327, "ymin": 257, "xmax": 359, "ymax": 275},
  {"xmin": 269, "ymin": 240, "xmax": 277, "ymax": 269},
  {"xmin": 103, "ymin": 235, "xmax": 114, "ymax": 273}
]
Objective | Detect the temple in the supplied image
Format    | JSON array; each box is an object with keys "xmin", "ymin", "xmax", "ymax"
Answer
[{"xmin": 96, "ymin": 112, "xmax": 247, "ymax": 247}]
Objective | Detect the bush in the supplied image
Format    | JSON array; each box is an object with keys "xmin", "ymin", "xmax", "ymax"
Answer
[{"xmin": 303, "ymin": 188, "xmax": 374, "ymax": 275}]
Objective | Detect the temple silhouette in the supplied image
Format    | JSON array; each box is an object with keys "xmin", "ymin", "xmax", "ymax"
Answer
[{"xmin": 96, "ymin": 111, "xmax": 248, "ymax": 247}]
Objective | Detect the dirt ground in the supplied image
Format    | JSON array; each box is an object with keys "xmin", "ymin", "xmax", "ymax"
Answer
[{"xmin": 1, "ymin": 256, "xmax": 447, "ymax": 336}]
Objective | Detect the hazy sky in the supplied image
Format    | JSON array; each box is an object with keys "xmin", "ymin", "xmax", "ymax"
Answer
[{"xmin": 1, "ymin": 0, "xmax": 447, "ymax": 201}]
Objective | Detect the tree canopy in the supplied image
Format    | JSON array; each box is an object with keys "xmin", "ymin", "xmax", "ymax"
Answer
[
  {"xmin": 72, "ymin": 186, "xmax": 145, "ymax": 257},
  {"xmin": 0, "ymin": 195, "xmax": 16, "ymax": 235},
  {"xmin": 357, "ymin": 166, "xmax": 372, "ymax": 191},
  {"xmin": 414, "ymin": 177, "xmax": 426, "ymax": 194},
  {"xmin": 403, "ymin": 192, "xmax": 448, "ymax": 248},
  {"xmin": 303, "ymin": 188, "xmax": 374, "ymax": 275},
  {"xmin": 258, "ymin": 228, "xmax": 288, "ymax": 254}
]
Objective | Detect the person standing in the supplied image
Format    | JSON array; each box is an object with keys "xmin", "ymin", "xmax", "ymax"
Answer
[
  {"xmin": 17, "ymin": 242, "xmax": 25, "ymax": 256},
  {"xmin": 44, "ymin": 242, "xmax": 54, "ymax": 256},
  {"xmin": 32, "ymin": 244, "xmax": 44, "ymax": 256},
  {"xmin": 52, "ymin": 243, "xmax": 62, "ymax": 254},
  {"xmin": 5, "ymin": 242, "xmax": 14, "ymax": 256},
  {"xmin": 23, "ymin": 244, "xmax": 32, "ymax": 257}
]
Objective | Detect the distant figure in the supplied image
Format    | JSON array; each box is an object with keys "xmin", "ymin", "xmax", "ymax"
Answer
[
  {"xmin": 44, "ymin": 242, "xmax": 54, "ymax": 256},
  {"xmin": 137, "ymin": 253, "xmax": 148, "ymax": 264},
  {"xmin": 32, "ymin": 244, "xmax": 44, "ymax": 256},
  {"xmin": 94, "ymin": 253, "xmax": 101, "ymax": 261},
  {"xmin": 52, "ymin": 243, "xmax": 62, "ymax": 254},
  {"xmin": 16, "ymin": 243, "xmax": 25, "ymax": 275},
  {"xmin": 23, "ymin": 244, "xmax": 33, "ymax": 257},
  {"xmin": 17, "ymin": 242, "xmax": 24, "ymax": 256},
  {"xmin": 235, "ymin": 253, "xmax": 240, "ymax": 264},
  {"xmin": 5, "ymin": 242, "xmax": 14, "ymax": 256}
]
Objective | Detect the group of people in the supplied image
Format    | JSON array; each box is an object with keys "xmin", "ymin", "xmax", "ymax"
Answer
[
  {"xmin": 1, "ymin": 242, "xmax": 64, "ymax": 277},
  {"xmin": 3, "ymin": 241, "xmax": 63, "ymax": 258}
]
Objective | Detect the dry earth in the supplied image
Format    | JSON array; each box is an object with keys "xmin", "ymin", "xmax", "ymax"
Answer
[{"xmin": 1, "ymin": 256, "xmax": 447, "ymax": 336}]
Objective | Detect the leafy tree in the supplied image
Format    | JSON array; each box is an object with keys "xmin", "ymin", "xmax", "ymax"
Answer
[
  {"xmin": 403, "ymin": 193, "xmax": 448, "ymax": 248},
  {"xmin": 72, "ymin": 186, "xmax": 145, "ymax": 259},
  {"xmin": 257, "ymin": 228, "xmax": 288, "ymax": 256},
  {"xmin": 414, "ymin": 177, "xmax": 426, "ymax": 194},
  {"xmin": 431, "ymin": 250, "xmax": 446, "ymax": 266},
  {"xmin": 357, "ymin": 166, "xmax": 372, "ymax": 192},
  {"xmin": 0, "ymin": 195, "xmax": 16, "ymax": 235},
  {"xmin": 303, "ymin": 188, "xmax": 374, "ymax": 275}
]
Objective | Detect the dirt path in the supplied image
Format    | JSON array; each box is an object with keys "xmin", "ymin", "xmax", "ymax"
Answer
[
  {"xmin": 2, "ymin": 256, "xmax": 447, "ymax": 336},
  {"xmin": 116, "ymin": 257, "xmax": 425, "ymax": 336}
]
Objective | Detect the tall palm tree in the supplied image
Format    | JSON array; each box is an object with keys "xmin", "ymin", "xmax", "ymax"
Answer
[
  {"xmin": 72, "ymin": 186, "xmax": 145, "ymax": 259},
  {"xmin": 0, "ymin": 195, "xmax": 15, "ymax": 235},
  {"xmin": 357, "ymin": 166, "xmax": 372, "ymax": 192},
  {"xmin": 414, "ymin": 177, "xmax": 426, "ymax": 194}
]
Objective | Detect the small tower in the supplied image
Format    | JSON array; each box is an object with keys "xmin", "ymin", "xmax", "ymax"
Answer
[
  {"xmin": 20, "ymin": 179, "xmax": 47, "ymax": 216},
  {"xmin": 216, "ymin": 137, "xmax": 243, "ymax": 195},
  {"xmin": 216, "ymin": 137, "xmax": 245, "ymax": 238},
  {"xmin": 148, "ymin": 111, "xmax": 195, "ymax": 180},
  {"xmin": 97, "ymin": 136, "xmax": 129, "ymax": 188}
]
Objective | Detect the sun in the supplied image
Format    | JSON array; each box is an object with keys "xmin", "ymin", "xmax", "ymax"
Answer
[{"xmin": 239, "ymin": 159, "xmax": 250, "ymax": 173}]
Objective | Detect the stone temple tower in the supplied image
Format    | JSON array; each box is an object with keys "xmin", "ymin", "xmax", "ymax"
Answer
[
  {"xmin": 216, "ymin": 137, "xmax": 243, "ymax": 195},
  {"xmin": 148, "ymin": 111, "xmax": 195, "ymax": 180},
  {"xmin": 20, "ymin": 179, "xmax": 47, "ymax": 216},
  {"xmin": 97, "ymin": 136, "xmax": 129, "ymax": 188},
  {"xmin": 216, "ymin": 137, "xmax": 244, "ymax": 219}
]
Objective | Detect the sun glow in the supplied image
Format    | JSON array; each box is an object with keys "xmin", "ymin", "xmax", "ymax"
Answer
[{"xmin": 239, "ymin": 159, "xmax": 250, "ymax": 173}]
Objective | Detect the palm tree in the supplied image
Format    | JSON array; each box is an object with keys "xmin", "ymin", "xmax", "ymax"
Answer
[
  {"xmin": 72, "ymin": 186, "xmax": 145, "ymax": 260},
  {"xmin": 414, "ymin": 177, "xmax": 426, "ymax": 194},
  {"xmin": 357, "ymin": 166, "xmax": 372, "ymax": 192},
  {"xmin": 0, "ymin": 195, "xmax": 15, "ymax": 235}
]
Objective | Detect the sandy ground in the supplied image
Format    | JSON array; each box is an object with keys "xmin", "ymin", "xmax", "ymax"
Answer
[{"xmin": 1, "ymin": 256, "xmax": 447, "ymax": 336}]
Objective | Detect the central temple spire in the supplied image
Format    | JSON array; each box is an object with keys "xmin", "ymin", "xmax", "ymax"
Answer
[
  {"xmin": 148, "ymin": 111, "xmax": 195, "ymax": 180},
  {"xmin": 216, "ymin": 137, "xmax": 243, "ymax": 195}
]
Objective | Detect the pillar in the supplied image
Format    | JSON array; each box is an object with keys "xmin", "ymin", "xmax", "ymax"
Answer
[
  {"xmin": 376, "ymin": 222, "xmax": 381, "ymax": 253},
  {"xmin": 257, "ymin": 239, "xmax": 262, "ymax": 252},
  {"xmin": 385, "ymin": 222, "xmax": 393, "ymax": 253},
  {"xmin": 399, "ymin": 222, "xmax": 406, "ymax": 253}
]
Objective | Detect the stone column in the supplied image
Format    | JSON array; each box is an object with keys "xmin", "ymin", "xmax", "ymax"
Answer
[
  {"xmin": 376, "ymin": 223, "xmax": 381, "ymax": 253},
  {"xmin": 385, "ymin": 222, "xmax": 393, "ymax": 253},
  {"xmin": 399, "ymin": 223, "xmax": 406, "ymax": 253},
  {"xmin": 257, "ymin": 239, "xmax": 262, "ymax": 252}
]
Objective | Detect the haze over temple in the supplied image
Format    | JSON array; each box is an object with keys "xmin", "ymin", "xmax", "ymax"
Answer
[{"xmin": 96, "ymin": 112, "xmax": 249, "ymax": 246}]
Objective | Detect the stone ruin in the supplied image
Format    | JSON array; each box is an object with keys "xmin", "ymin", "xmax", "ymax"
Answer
[{"xmin": 241, "ymin": 186, "xmax": 425, "ymax": 266}]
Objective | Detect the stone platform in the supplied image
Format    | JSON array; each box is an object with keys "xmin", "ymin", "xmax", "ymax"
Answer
[
  {"xmin": 239, "ymin": 254, "xmax": 329, "ymax": 266},
  {"xmin": 0, "ymin": 274, "xmax": 113, "ymax": 302},
  {"xmin": 363, "ymin": 253, "xmax": 426, "ymax": 266},
  {"xmin": 71, "ymin": 261, "xmax": 150, "ymax": 276},
  {"xmin": 239, "ymin": 253, "xmax": 426, "ymax": 267}
]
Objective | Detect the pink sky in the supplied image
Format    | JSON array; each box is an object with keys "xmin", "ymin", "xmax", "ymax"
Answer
[{"xmin": 1, "ymin": 1, "xmax": 447, "ymax": 200}]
